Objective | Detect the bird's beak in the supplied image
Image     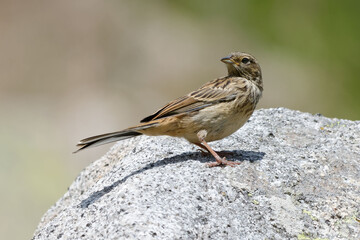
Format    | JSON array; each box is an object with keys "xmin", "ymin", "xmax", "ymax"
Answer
[{"xmin": 221, "ymin": 56, "xmax": 234, "ymax": 64}]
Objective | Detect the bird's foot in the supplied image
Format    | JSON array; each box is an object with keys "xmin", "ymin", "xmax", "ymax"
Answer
[
  {"xmin": 206, "ymin": 157, "xmax": 241, "ymax": 167},
  {"xmin": 196, "ymin": 130, "xmax": 241, "ymax": 167}
]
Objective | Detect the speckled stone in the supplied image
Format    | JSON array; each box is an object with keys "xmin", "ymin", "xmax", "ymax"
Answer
[{"xmin": 33, "ymin": 108, "xmax": 360, "ymax": 240}]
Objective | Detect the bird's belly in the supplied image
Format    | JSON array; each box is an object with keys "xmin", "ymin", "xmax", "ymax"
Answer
[{"xmin": 179, "ymin": 102, "xmax": 254, "ymax": 143}]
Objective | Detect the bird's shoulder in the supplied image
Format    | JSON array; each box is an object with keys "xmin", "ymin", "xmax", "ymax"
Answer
[{"xmin": 193, "ymin": 76, "xmax": 249, "ymax": 96}]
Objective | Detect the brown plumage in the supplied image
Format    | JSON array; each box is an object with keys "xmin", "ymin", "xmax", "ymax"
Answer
[{"xmin": 75, "ymin": 52, "xmax": 263, "ymax": 167}]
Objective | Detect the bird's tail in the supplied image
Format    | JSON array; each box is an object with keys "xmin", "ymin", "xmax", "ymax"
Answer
[
  {"xmin": 74, "ymin": 121, "xmax": 162, "ymax": 153},
  {"xmin": 73, "ymin": 129, "xmax": 143, "ymax": 153}
]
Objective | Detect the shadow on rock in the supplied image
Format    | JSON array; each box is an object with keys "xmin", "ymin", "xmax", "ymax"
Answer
[{"xmin": 79, "ymin": 149, "xmax": 265, "ymax": 208}]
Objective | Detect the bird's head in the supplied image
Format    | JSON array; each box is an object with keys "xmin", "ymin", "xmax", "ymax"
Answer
[{"xmin": 221, "ymin": 52, "xmax": 262, "ymax": 89}]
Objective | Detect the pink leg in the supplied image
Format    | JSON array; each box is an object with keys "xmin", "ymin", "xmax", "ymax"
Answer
[
  {"xmin": 196, "ymin": 130, "xmax": 240, "ymax": 167},
  {"xmin": 194, "ymin": 143, "xmax": 210, "ymax": 155}
]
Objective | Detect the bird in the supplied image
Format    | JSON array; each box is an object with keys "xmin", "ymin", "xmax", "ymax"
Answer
[{"xmin": 74, "ymin": 52, "xmax": 263, "ymax": 167}]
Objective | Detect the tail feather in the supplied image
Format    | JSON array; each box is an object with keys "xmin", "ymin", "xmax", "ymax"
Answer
[{"xmin": 73, "ymin": 130, "xmax": 142, "ymax": 153}]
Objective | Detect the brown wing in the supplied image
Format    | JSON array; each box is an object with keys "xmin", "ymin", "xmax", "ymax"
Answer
[{"xmin": 140, "ymin": 77, "xmax": 239, "ymax": 123}]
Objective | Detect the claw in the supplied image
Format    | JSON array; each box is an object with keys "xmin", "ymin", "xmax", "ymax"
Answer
[{"xmin": 206, "ymin": 157, "xmax": 241, "ymax": 167}]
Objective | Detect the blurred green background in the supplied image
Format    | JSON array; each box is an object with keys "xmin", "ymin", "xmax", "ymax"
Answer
[{"xmin": 1, "ymin": 0, "xmax": 359, "ymax": 239}]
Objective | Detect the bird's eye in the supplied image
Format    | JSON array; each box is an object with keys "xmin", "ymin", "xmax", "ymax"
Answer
[{"xmin": 241, "ymin": 58, "xmax": 250, "ymax": 64}]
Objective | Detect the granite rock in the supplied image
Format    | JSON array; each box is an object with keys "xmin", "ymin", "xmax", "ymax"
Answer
[{"xmin": 33, "ymin": 108, "xmax": 360, "ymax": 240}]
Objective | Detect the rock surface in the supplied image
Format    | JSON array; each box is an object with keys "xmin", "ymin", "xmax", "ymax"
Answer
[{"xmin": 33, "ymin": 108, "xmax": 360, "ymax": 240}]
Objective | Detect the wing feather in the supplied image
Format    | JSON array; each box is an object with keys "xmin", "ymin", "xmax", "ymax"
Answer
[{"xmin": 140, "ymin": 77, "xmax": 244, "ymax": 123}]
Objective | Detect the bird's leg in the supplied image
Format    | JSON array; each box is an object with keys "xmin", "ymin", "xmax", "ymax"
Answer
[
  {"xmin": 194, "ymin": 143, "xmax": 210, "ymax": 155},
  {"xmin": 194, "ymin": 143, "xmax": 235, "ymax": 158},
  {"xmin": 196, "ymin": 130, "xmax": 240, "ymax": 167}
]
